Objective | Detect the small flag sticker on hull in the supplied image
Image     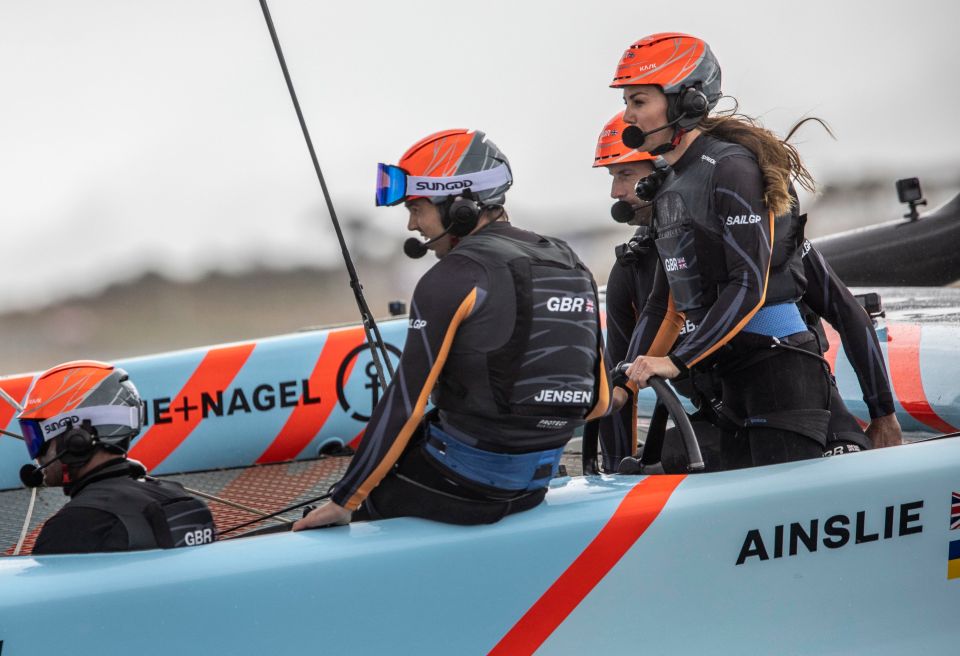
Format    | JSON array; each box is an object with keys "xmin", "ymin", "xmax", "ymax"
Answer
[
  {"xmin": 949, "ymin": 540, "xmax": 960, "ymax": 580},
  {"xmin": 951, "ymin": 492, "xmax": 960, "ymax": 530}
]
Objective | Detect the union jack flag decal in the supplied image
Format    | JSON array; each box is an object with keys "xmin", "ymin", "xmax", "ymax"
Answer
[{"xmin": 951, "ymin": 492, "xmax": 960, "ymax": 530}]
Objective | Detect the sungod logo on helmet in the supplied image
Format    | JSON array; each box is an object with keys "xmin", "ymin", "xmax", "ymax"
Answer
[
  {"xmin": 726, "ymin": 214, "xmax": 763, "ymax": 226},
  {"xmin": 414, "ymin": 180, "xmax": 473, "ymax": 192},
  {"xmin": 44, "ymin": 416, "xmax": 80, "ymax": 435}
]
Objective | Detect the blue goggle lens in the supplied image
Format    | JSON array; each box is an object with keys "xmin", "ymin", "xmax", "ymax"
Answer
[
  {"xmin": 375, "ymin": 163, "xmax": 408, "ymax": 207},
  {"xmin": 19, "ymin": 420, "xmax": 47, "ymax": 460}
]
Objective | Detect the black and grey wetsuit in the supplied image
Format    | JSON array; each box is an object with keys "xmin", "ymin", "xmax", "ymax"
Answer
[
  {"xmin": 332, "ymin": 221, "xmax": 609, "ymax": 523},
  {"xmin": 590, "ymin": 228, "xmax": 659, "ymax": 470},
  {"xmin": 32, "ymin": 458, "xmax": 215, "ymax": 555},
  {"xmin": 800, "ymin": 240, "xmax": 895, "ymax": 420},
  {"xmin": 627, "ymin": 134, "xmax": 830, "ymax": 467}
]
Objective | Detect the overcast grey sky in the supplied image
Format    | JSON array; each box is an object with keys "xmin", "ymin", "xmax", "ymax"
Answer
[{"xmin": 2, "ymin": 0, "xmax": 958, "ymax": 311}]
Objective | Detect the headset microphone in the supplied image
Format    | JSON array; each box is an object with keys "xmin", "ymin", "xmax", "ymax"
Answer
[
  {"xmin": 621, "ymin": 116, "xmax": 684, "ymax": 151},
  {"xmin": 19, "ymin": 463, "xmax": 46, "ymax": 488},
  {"xmin": 403, "ymin": 237, "xmax": 429, "ymax": 259},
  {"xmin": 403, "ymin": 227, "xmax": 452, "ymax": 259},
  {"xmin": 19, "ymin": 452, "xmax": 70, "ymax": 488},
  {"xmin": 610, "ymin": 200, "xmax": 636, "ymax": 224},
  {"xmin": 19, "ymin": 419, "xmax": 100, "ymax": 487}
]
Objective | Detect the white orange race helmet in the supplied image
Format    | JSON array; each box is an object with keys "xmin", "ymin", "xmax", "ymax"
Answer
[
  {"xmin": 593, "ymin": 111, "xmax": 656, "ymax": 168},
  {"xmin": 17, "ymin": 360, "xmax": 144, "ymax": 461},
  {"xmin": 375, "ymin": 129, "xmax": 513, "ymax": 207}
]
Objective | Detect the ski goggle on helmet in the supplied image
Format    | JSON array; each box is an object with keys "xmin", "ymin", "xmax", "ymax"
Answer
[
  {"xmin": 375, "ymin": 129, "xmax": 513, "ymax": 207},
  {"xmin": 593, "ymin": 111, "xmax": 656, "ymax": 168},
  {"xmin": 16, "ymin": 360, "xmax": 144, "ymax": 460}
]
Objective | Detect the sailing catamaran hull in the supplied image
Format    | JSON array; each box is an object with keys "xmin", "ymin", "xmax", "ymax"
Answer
[
  {"xmin": 0, "ymin": 437, "xmax": 958, "ymax": 654},
  {"xmin": 2, "ymin": 293, "xmax": 959, "ymax": 490}
]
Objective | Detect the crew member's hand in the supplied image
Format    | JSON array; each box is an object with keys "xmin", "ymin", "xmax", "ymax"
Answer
[
  {"xmin": 625, "ymin": 356, "xmax": 680, "ymax": 389},
  {"xmin": 865, "ymin": 413, "xmax": 903, "ymax": 448},
  {"xmin": 611, "ymin": 387, "xmax": 630, "ymax": 412},
  {"xmin": 292, "ymin": 501, "xmax": 352, "ymax": 531}
]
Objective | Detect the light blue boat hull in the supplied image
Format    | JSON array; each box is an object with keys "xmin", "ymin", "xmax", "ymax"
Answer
[{"xmin": 2, "ymin": 437, "xmax": 958, "ymax": 654}]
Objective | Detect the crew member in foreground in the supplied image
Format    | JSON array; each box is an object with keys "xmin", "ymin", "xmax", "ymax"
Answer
[
  {"xmin": 612, "ymin": 33, "xmax": 836, "ymax": 467},
  {"xmin": 295, "ymin": 129, "xmax": 609, "ymax": 529},
  {"xmin": 18, "ymin": 360, "xmax": 216, "ymax": 554}
]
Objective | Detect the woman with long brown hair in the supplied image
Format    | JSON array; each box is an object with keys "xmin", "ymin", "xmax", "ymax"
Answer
[{"xmin": 613, "ymin": 32, "xmax": 835, "ymax": 467}]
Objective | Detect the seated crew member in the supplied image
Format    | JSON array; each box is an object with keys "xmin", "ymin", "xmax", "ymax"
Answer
[
  {"xmin": 585, "ymin": 111, "xmax": 658, "ymax": 471},
  {"xmin": 611, "ymin": 33, "xmax": 833, "ymax": 467},
  {"xmin": 294, "ymin": 129, "xmax": 609, "ymax": 529},
  {"xmin": 17, "ymin": 360, "xmax": 216, "ymax": 554}
]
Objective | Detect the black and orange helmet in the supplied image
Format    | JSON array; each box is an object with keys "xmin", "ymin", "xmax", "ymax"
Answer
[
  {"xmin": 610, "ymin": 32, "xmax": 721, "ymax": 114},
  {"xmin": 375, "ymin": 129, "xmax": 512, "ymax": 207},
  {"xmin": 17, "ymin": 360, "xmax": 143, "ymax": 460},
  {"xmin": 593, "ymin": 111, "xmax": 656, "ymax": 168}
]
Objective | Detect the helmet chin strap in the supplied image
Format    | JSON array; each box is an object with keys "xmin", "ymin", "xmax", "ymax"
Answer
[{"xmin": 648, "ymin": 127, "xmax": 687, "ymax": 156}]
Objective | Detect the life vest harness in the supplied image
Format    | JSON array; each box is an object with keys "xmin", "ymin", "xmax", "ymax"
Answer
[
  {"xmin": 687, "ymin": 331, "xmax": 833, "ymax": 447},
  {"xmin": 435, "ymin": 225, "xmax": 603, "ymax": 451},
  {"xmin": 742, "ymin": 302, "xmax": 808, "ymax": 338},
  {"xmin": 651, "ymin": 135, "xmax": 807, "ymax": 325},
  {"xmin": 423, "ymin": 424, "xmax": 564, "ymax": 500},
  {"xmin": 67, "ymin": 461, "xmax": 216, "ymax": 550}
]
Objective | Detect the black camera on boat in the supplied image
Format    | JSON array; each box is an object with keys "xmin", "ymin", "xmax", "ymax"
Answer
[
  {"xmin": 854, "ymin": 292, "xmax": 885, "ymax": 320},
  {"xmin": 896, "ymin": 177, "xmax": 926, "ymax": 221}
]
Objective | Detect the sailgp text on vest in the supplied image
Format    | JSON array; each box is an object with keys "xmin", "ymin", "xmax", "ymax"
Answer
[{"xmin": 725, "ymin": 214, "xmax": 763, "ymax": 226}]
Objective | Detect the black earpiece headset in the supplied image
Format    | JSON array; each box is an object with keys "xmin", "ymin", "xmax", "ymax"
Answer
[
  {"xmin": 634, "ymin": 157, "xmax": 674, "ymax": 203},
  {"xmin": 440, "ymin": 189, "xmax": 483, "ymax": 237},
  {"xmin": 19, "ymin": 419, "xmax": 99, "ymax": 487},
  {"xmin": 671, "ymin": 85, "xmax": 710, "ymax": 126},
  {"xmin": 621, "ymin": 83, "xmax": 711, "ymax": 154},
  {"xmin": 403, "ymin": 189, "xmax": 499, "ymax": 259},
  {"xmin": 60, "ymin": 419, "xmax": 99, "ymax": 466}
]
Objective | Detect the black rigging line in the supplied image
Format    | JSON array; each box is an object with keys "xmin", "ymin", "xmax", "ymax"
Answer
[{"xmin": 256, "ymin": 0, "xmax": 395, "ymax": 389}]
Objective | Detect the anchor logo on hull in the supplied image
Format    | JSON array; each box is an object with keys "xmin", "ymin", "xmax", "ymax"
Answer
[{"xmin": 335, "ymin": 343, "xmax": 402, "ymax": 422}]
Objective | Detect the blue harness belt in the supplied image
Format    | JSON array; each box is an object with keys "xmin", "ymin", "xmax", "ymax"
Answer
[
  {"xmin": 742, "ymin": 302, "xmax": 807, "ymax": 338},
  {"xmin": 423, "ymin": 425, "xmax": 564, "ymax": 494}
]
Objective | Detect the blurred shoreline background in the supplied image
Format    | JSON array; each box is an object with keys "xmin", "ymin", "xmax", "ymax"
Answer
[
  {"xmin": 2, "ymin": 0, "xmax": 958, "ymax": 374},
  {"xmin": 3, "ymin": 177, "xmax": 957, "ymax": 375}
]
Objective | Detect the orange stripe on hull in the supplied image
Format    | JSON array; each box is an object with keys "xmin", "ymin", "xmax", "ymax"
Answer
[
  {"xmin": 488, "ymin": 475, "xmax": 685, "ymax": 655},
  {"xmin": 0, "ymin": 376, "xmax": 33, "ymax": 430},
  {"xmin": 821, "ymin": 322, "xmax": 841, "ymax": 374},
  {"xmin": 887, "ymin": 323, "xmax": 957, "ymax": 433},
  {"xmin": 129, "ymin": 344, "xmax": 256, "ymax": 470},
  {"xmin": 256, "ymin": 327, "xmax": 365, "ymax": 464}
]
